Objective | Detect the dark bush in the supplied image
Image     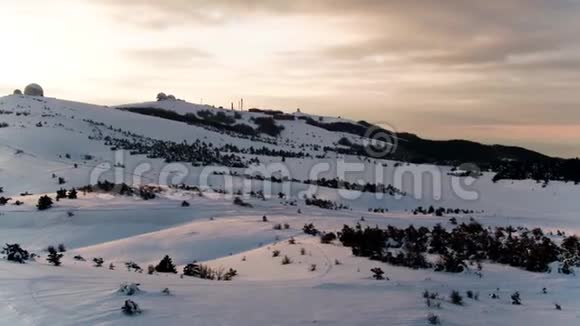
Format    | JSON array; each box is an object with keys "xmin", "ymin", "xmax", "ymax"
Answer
[
  {"xmin": 121, "ymin": 300, "xmax": 141, "ymax": 315},
  {"xmin": 511, "ymin": 291, "xmax": 521, "ymax": 305},
  {"xmin": 320, "ymin": 232, "xmax": 337, "ymax": 244},
  {"xmin": 427, "ymin": 313, "xmax": 440, "ymax": 325},
  {"xmin": 303, "ymin": 223, "xmax": 320, "ymax": 236},
  {"xmin": 450, "ymin": 290, "xmax": 463, "ymax": 305},
  {"xmin": 253, "ymin": 117, "xmax": 284, "ymax": 137},
  {"xmin": 233, "ymin": 197, "xmax": 252, "ymax": 208},
  {"xmin": 0, "ymin": 197, "xmax": 11, "ymax": 205},
  {"xmin": 183, "ymin": 262, "xmax": 237, "ymax": 281},
  {"xmin": 125, "ymin": 261, "xmax": 142, "ymax": 272},
  {"xmin": 93, "ymin": 257, "xmax": 104, "ymax": 267},
  {"xmin": 2, "ymin": 244, "xmax": 30, "ymax": 263}
]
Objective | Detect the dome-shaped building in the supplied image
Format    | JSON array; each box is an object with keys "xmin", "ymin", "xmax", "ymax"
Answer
[
  {"xmin": 157, "ymin": 92, "xmax": 168, "ymax": 101},
  {"xmin": 24, "ymin": 83, "xmax": 44, "ymax": 96},
  {"xmin": 13, "ymin": 89, "xmax": 22, "ymax": 95}
]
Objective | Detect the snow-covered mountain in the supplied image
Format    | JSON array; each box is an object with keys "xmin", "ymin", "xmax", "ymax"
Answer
[{"xmin": 1, "ymin": 93, "xmax": 579, "ymax": 326}]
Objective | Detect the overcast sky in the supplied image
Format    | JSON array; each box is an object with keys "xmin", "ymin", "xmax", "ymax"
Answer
[{"xmin": 1, "ymin": 0, "xmax": 579, "ymax": 157}]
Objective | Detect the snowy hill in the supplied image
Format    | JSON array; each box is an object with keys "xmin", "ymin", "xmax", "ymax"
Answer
[{"xmin": 1, "ymin": 93, "xmax": 580, "ymax": 325}]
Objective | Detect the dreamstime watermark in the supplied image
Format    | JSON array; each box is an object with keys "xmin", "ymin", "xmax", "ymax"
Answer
[
  {"xmin": 363, "ymin": 123, "xmax": 398, "ymax": 157},
  {"xmin": 81, "ymin": 122, "xmax": 481, "ymax": 203},
  {"xmin": 86, "ymin": 152, "xmax": 480, "ymax": 203}
]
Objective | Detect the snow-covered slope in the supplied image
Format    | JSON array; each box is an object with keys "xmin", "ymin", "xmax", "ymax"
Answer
[{"xmin": 1, "ymin": 94, "xmax": 580, "ymax": 325}]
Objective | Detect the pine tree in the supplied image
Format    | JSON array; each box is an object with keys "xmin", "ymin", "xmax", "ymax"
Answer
[
  {"xmin": 450, "ymin": 290, "xmax": 463, "ymax": 305},
  {"xmin": 427, "ymin": 206, "xmax": 435, "ymax": 214},
  {"xmin": 46, "ymin": 246, "xmax": 63, "ymax": 266},
  {"xmin": 67, "ymin": 188, "xmax": 78, "ymax": 199},
  {"xmin": 37, "ymin": 195, "xmax": 54, "ymax": 210},
  {"xmin": 155, "ymin": 255, "xmax": 177, "ymax": 273},
  {"xmin": 56, "ymin": 188, "xmax": 67, "ymax": 200},
  {"xmin": 2, "ymin": 243, "xmax": 30, "ymax": 263},
  {"xmin": 371, "ymin": 267, "xmax": 385, "ymax": 280}
]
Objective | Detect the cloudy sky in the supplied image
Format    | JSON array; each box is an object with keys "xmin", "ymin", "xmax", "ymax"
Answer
[{"xmin": 1, "ymin": 0, "xmax": 579, "ymax": 157}]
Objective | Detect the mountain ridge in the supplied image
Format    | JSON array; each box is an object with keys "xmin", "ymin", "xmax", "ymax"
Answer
[
  {"xmin": 111, "ymin": 96, "xmax": 554, "ymax": 162},
  {"xmin": 1, "ymin": 93, "xmax": 577, "ymax": 184}
]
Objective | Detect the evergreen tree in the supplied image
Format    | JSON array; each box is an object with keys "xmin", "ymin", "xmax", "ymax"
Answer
[
  {"xmin": 2, "ymin": 243, "xmax": 30, "ymax": 263},
  {"xmin": 428, "ymin": 224, "xmax": 448, "ymax": 254},
  {"xmin": 56, "ymin": 188, "xmax": 67, "ymax": 200},
  {"xmin": 37, "ymin": 195, "xmax": 54, "ymax": 210},
  {"xmin": 371, "ymin": 267, "xmax": 385, "ymax": 280},
  {"xmin": 155, "ymin": 255, "xmax": 177, "ymax": 273},
  {"xmin": 427, "ymin": 206, "xmax": 435, "ymax": 214},
  {"xmin": 562, "ymin": 235, "xmax": 580, "ymax": 255},
  {"xmin": 450, "ymin": 290, "xmax": 463, "ymax": 305},
  {"xmin": 67, "ymin": 188, "xmax": 78, "ymax": 199},
  {"xmin": 46, "ymin": 246, "xmax": 63, "ymax": 266}
]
